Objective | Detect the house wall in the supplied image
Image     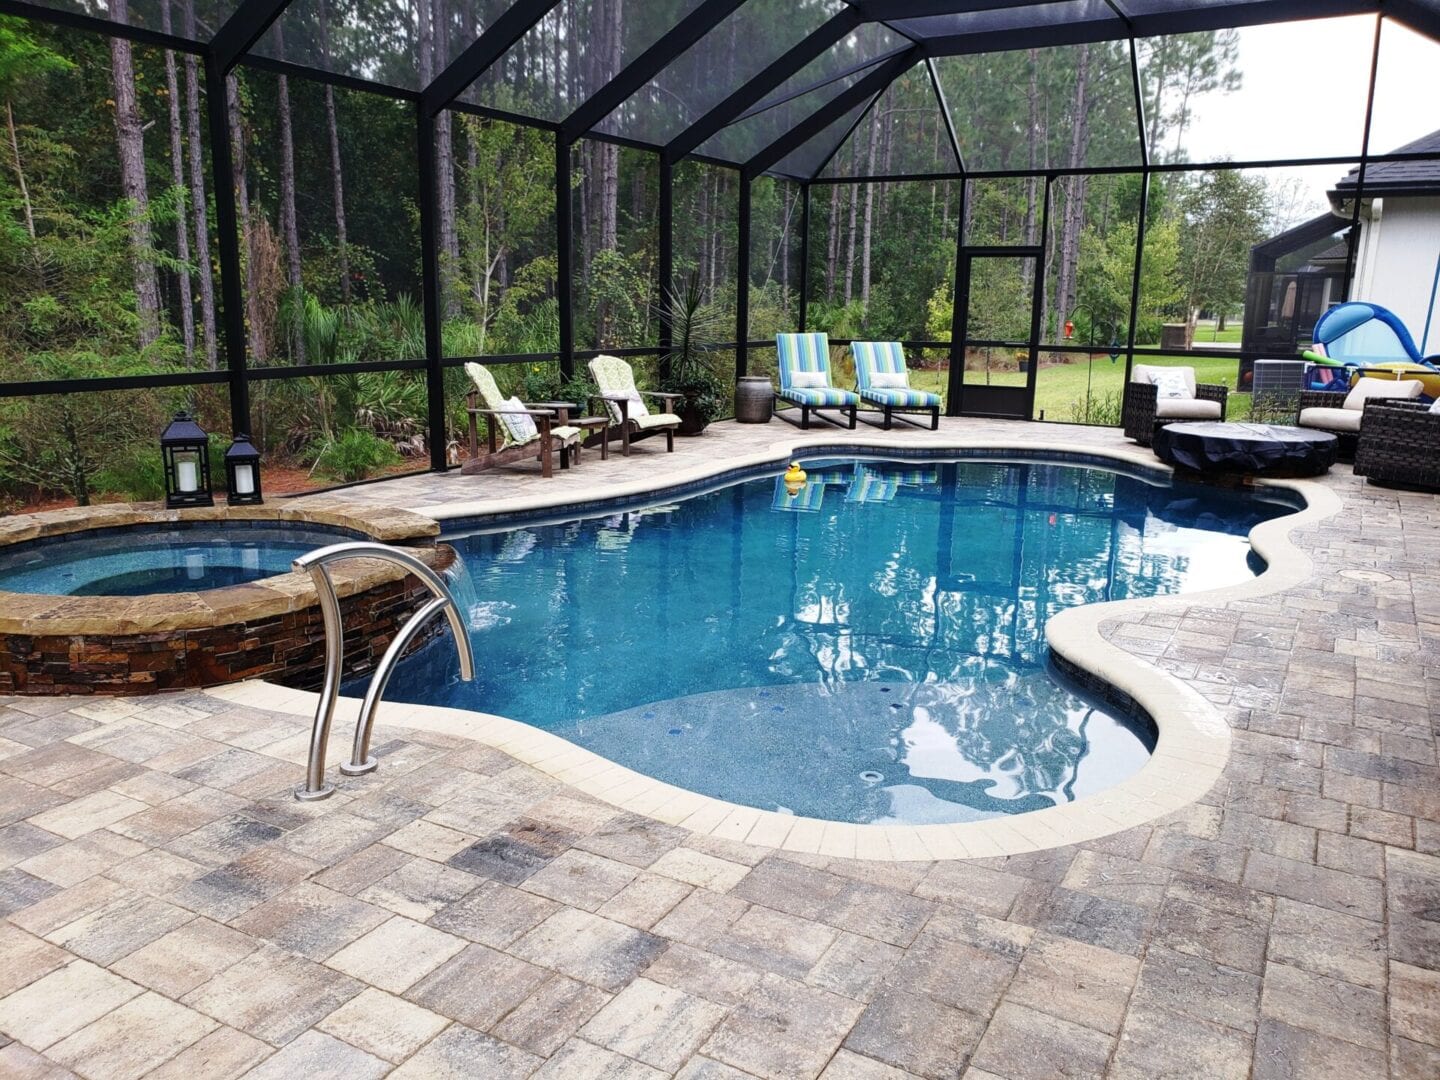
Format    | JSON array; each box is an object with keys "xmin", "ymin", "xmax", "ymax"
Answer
[{"xmin": 1353, "ymin": 196, "xmax": 1440, "ymax": 355}]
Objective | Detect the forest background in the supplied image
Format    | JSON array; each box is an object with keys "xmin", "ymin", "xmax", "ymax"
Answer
[{"xmin": 0, "ymin": 3, "xmax": 1354, "ymax": 508}]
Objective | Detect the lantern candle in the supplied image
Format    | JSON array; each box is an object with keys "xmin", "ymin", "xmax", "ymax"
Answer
[
  {"xmin": 223, "ymin": 434, "xmax": 263, "ymax": 506},
  {"xmin": 161, "ymin": 412, "xmax": 214, "ymax": 509},
  {"xmin": 176, "ymin": 460, "xmax": 199, "ymax": 493}
]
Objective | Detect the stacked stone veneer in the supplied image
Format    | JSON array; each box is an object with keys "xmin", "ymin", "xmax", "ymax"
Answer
[{"xmin": 0, "ymin": 502, "xmax": 450, "ymax": 696}]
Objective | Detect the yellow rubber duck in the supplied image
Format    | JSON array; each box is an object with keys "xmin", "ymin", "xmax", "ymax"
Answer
[{"xmin": 783, "ymin": 461, "xmax": 807, "ymax": 497}]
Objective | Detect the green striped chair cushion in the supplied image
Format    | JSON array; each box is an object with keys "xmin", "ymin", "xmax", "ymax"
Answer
[
  {"xmin": 851, "ymin": 341, "xmax": 940, "ymax": 408},
  {"xmin": 779, "ymin": 386, "xmax": 860, "ymax": 407}
]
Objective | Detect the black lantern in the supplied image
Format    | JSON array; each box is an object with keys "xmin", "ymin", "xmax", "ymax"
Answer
[
  {"xmin": 160, "ymin": 412, "xmax": 213, "ymax": 509},
  {"xmin": 224, "ymin": 434, "xmax": 263, "ymax": 506}
]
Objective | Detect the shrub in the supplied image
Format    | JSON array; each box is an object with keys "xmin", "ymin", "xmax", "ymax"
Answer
[
  {"xmin": 1068, "ymin": 388, "xmax": 1124, "ymax": 427},
  {"xmin": 93, "ymin": 452, "xmax": 165, "ymax": 502},
  {"xmin": 307, "ymin": 429, "xmax": 400, "ymax": 483}
]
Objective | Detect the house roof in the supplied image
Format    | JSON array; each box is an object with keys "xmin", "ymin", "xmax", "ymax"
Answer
[{"xmin": 1335, "ymin": 129, "xmax": 1440, "ymax": 196}]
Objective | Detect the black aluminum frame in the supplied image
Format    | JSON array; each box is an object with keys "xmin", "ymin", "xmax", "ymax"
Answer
[{"xmin": 1, "ymin": 0, "xmax": 1437, "ymax": 471}]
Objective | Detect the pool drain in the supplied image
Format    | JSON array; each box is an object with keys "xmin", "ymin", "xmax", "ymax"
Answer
[{"xmin": 858, "ymin": 770, "xmax": 884, "ymax": 784}]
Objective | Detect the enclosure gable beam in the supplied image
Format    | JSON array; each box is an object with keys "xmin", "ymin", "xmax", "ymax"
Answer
[
  {"xmin": 422, "ymin": 0, "xmax": 563, "ymax": 117},
  {"xmin": 924, "ymin": 56, "xmax": 965, "ymax": 173},
  {"xmin": 743, "ymin": 48, "xmax": 916, "ymax": 179},
  {"xmin": 561, "ymin": 0, "xmax": 749, "ymax": 145},
  {"xmin": 664, "ymin": 7, "xmax": 863, "ymax": 164},
  {"xmin": 924, "ymin": 0, "xmax": 1379, "ymax": 55},
  {"xmin": 1387, "ymin": 0, "xmax": 1440, "ymax": 41},
  {"xmin": 239, "ymin": 55, "xmax": 420, "ymax": 101},
  {"xmin": 852, "ymin": 0, "xmax": 1073, "ymax": 17},
  {"xmin": 0, "ymin": 0, "xmax": 204, "ymax": 54},
  {"xmin": 211, "ymin": 0, "xmax": 295, "ymax": 74}
]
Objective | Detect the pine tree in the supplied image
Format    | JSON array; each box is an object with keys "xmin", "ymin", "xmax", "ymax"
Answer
[{"xmin": 108, "ymin": 0, "xmax": 162, "ymax": 347}]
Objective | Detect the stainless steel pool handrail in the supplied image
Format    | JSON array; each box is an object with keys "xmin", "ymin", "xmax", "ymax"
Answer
[{"xmin": 291, "ymin": 541, "xmax": 475, "ymax": 801}]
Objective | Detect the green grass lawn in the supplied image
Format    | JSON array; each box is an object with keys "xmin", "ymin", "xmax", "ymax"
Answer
[
  {"xmin": 897, "ymin": 353, "xmax": 1253, "ymax": 425},
  {"xmin": 1188, "ymin": 319, "xmax": 1243, "ymax": 345}
]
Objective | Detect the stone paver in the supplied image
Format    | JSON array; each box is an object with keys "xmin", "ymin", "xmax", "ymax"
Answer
[{"xmin": 0, "ymin": 422, "xmax": 1435, "ymax": 1076}]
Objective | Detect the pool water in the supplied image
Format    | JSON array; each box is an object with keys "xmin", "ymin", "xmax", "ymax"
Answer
[
  {"xmin": 0, "ymin": 524, "xmax": 353, "ymax": 596},
  {"xmin": 382, "ymin": 457, "xmax": 1297, "ymax": 825}
]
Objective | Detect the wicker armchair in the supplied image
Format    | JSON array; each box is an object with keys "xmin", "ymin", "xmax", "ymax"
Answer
[
  {"xmin": 1297, "ymin": 378, "xmax": 1428, "ymax": 462},
  {"xmin": 1354, "ymin": 399, "xmax": 1440, "ymax": 490},
  {"xmin": 1294, "ymin": 389, "xmax": 1357, "ymax": 459},
  {"xmin": 1122, "ymin": 378, "xmax": 1229, "ymax": 446}
]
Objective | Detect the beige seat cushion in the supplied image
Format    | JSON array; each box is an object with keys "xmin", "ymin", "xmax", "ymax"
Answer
[
  {"xmin": 1156, "ymin": 398, "xmax": 1222, "ymax": 420},
  {"xmin": 632, "ymin": 412, "xmax": 681, "ymax": 430},
  {"xmin": 1343, "ymin": 377, "xmax": 1424, "ymax": 410},
  {"xmin": 1132, "ymin": 364, "xmax": 1197, "ymax": 398},
  {"xmin": 519, "ymin": 425, "xmax": 581, "ymax": 445},
  {"xmin": 1298, "ymin": 407, "xmax": 1362, "ymax": 433}
]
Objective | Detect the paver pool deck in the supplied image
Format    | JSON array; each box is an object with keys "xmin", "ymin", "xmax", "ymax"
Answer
[{"xmin": 0, "ymin": 418, "xmax": 1436, "ymax": 1079}]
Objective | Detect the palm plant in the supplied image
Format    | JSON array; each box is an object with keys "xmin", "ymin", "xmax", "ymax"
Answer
[{"xmin": 659, "ymin": 271, "xmax": 729, "ymax": 433}]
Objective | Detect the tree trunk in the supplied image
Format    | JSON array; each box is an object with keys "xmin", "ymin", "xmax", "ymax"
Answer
[
  {"xmin": 109, "ymin": 0, "xmax": 162, "ymax": 348},
  {"xmin": 319, "ymin": 0, "xmax": 351, "ymax": 302},
  {"xmin": 227, "ymin": 74, "xmax": 267, "ymax": 364},
  {"xmin": 182, "ymin": 0, "xmax": 217, "ymax": 367},
  {"xmin": 275, "ymin": 26, "xmax": 304, "ymax": 362},
  {"xmin": 1145, "ymin": 41, "xmax": 1167, "ymax": 158},
  {"xmin": 860, "ymin": 118, "xmax": 880, "ymax": 316},
  {"xmin": 844, "ymin": 143, "xmax": 858, "ymax": 306},
  {"xmin": 1023, "ymin": 48, "xmax": 1039, "ymax": 263},
  {"xmin": 430, "ymin": 0, "xmax": 461, "ymax": 318},
  {"xmin": 160, "ymin": 0, "xmax": 195, "ymax": 362},
  {"xmin": 466, "ymin": 120, "xmax": 484, "ymax": 307},
  {"xmin": 1053, "ymin": 46, "xmax": 1091, "ymax": 338},
  {"xmin": 61, "ymin": 404, "xmax": 90, "ymax": 507},
  {"xmin": 592, "ymin": 0, "xmax": 620, "ymax": 260},
  {"xmin": 5, "ymin": 102, "xmax": 36, "ymax": 242},
  {"xmin": 585, "ymin": 0, "xmax": 621, "ymax": 343},
  {"xmin": 825, "ymin": 183, "xmax": 839, "ymax": 301}
]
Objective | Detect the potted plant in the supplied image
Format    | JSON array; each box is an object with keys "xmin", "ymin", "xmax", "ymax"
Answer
[{"xmin": 659, "ymin": 271, "xmax": 728, "ymax": 435}]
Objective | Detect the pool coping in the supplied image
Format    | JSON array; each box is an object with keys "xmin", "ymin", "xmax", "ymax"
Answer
[
  {"xmin": 0, "ymin": 501, "xmax": 441, "ymax": 636},
  {"xmin": 214, "ymin": 433, "xmax": 1344, "ymax": 860}
]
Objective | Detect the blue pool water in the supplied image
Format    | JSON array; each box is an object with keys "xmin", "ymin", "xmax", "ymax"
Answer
[
  {"xmin": 382, "ymin": 457, "xmax": 1298, "ymax": 825},
  {"xmin": 0, "ymin": 524, "xmax": 354, "ymax": 596}
]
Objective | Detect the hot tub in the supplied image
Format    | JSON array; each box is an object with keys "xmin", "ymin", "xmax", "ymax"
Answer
[{"xmin": 0, "ymin": 502, "xmax": 447, "ymax": 695}]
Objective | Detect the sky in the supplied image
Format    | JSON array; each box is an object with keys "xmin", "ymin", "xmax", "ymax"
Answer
[{"xmin": 1180, "ymin": 15, "xmax": 1439, "ymax": 224}]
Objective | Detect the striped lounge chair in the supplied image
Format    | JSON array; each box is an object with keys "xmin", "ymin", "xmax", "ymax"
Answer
[
  {"xmin": 776, "ymin": 332, "xmax": 858, "ymax": 430},
  {"xmin": 851, "ymin": 341, "xmax": 941, "ymax": 430}
]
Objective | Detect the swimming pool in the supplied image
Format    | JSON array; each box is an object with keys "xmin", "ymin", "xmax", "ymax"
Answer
[
  {"xmin": 0, "ymin": 522, "xmax": 357, "ymax": 596},
  {"xmin": 381, "ymin": 456, "xmax": 1298, "ymax": 825}
]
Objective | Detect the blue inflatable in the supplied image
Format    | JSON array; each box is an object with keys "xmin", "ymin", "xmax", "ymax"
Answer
[{"xmin": 1305, "ymin": 302, "xmax": 1440, "ymax": 393}]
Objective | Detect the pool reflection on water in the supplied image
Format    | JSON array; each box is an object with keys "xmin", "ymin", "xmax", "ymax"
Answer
[{"xmin": 379, "ymin": 458, "xmax": 1296, "ymax": 825}]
